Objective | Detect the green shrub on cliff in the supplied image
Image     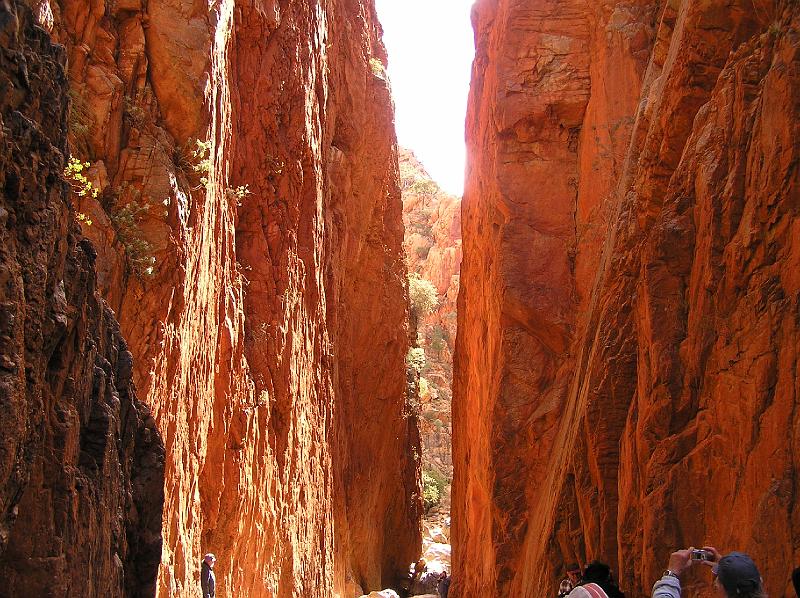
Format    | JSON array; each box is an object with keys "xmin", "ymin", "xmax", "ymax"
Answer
[
  {"xmin": 109, "ymin": 189, "xmax": 156, "ymax": 278},
  {"xmin": 64, "ymin": 157, "xmax": 99, "ymax": 198},
  {"xmin": 429, "ymin": 324, "xmax": 449, "ymax": 356},
  {"xmin": 409, "ymin": 273, "xmax": 439, "ymax": 318},
  {"xmin": 418, "ymin": 376, "xmax": 430, "ymax": 397},
  {"xmin": 369, "ymin": 57, "xmax": 385, "ymax": 76},
  {"xmin": 409, "ymin": 179, "xmax": 439, "ymax": 197},
  {"xmin": 422, "ymin": 470, "xmax": 440, "ymax": 510},
  {"xmin": 192, "ymin": 139, "xmax": 212, "ymax": 188},
  {"xmin": 407, "ymin": 347, "xmax": 426, "ymax": 374},
  {"xmin": 422, "ymin": 468, "xmax": 447, "ymax": 511}
]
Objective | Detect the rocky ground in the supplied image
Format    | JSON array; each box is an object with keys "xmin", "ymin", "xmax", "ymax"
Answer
[{"xmin": 420, "ymin": 511, "xmax": 452, "ymax": 575}]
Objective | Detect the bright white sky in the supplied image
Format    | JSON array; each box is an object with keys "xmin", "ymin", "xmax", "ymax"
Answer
[{"xmin": 374, "ymin": 0, "xmax": 476, "ymax": 196}]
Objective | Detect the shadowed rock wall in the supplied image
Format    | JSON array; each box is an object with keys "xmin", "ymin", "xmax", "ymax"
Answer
[
  {"xmin": 0, "ymin": 1, "xmax": 165, "ymax": 594},
  {"xmin": 454, "ymin": 0, "xmax": 799, "ymax": 596}
]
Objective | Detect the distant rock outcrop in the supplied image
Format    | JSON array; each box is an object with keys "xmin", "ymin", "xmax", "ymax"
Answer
[{"xmin": 401, "ymin": 148, "xmax": 461, "ymax": 490}]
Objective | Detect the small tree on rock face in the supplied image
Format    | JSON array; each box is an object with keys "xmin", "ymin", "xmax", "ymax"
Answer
[
  {"xmin": 109, "ymin": 192, "xmax": 156, "ymax": 278},
  {"xmin": 429, "ymin": 324, "xmax": 449, "ymax": 356},
  {"xmin": 409, "ymin": 273, "xmax": 439, "ymax": 319},
  {"xmin": 422, "ymin": 470, "xmax": 440, "ymax": 511},
  {"xmin": 369, "ymin": 57, "xmax": 385, "ymax": 76},
  {"xmin": 407, "ymin": 347, "xmax": 426, "ymax": 374},
  {"xmin": 64, "ymin": 157, "xmax": 99, "ymax": 198},
  {"xmin": 409, "ymin": 179, "xmax": 439, "ymax": 197},
  {"xmin": 418, "ymin": 376, "xmax": 430, "ymax": 398},
  {"xmin": 422, "ymin": 468, "xmax": 447, "ymax": 512}
]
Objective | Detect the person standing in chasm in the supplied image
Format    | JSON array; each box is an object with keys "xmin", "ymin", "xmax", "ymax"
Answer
[{"xmin": 201, "ymin": 553, "xmax": 216, "ymax": 598}]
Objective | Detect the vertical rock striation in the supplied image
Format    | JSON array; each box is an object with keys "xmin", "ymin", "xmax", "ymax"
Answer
[
  {"xmin": 455, "ymin": 0, "xmax": 799, "ymax": 596},
  {"xmin": 205, "ymin": 2, "xmax": 422, "ymax": 594},
  {"xmin": 27, "ymin": 0, "xmax": 420, "ymax": 594},
  {"xmin": 0, "ymin": 1, "xmax": 165, "ymax": 594}
]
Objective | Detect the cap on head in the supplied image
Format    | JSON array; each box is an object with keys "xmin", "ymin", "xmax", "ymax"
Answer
[
  {"xmin": 204, "ymin": 553, "xmax": 216, "ymax": 563},
  {"xmin": 583, "ymin": 561, "xmax": 611, "ymax": 583},
  {"xmin": 717, "ymin": 552, "xmax": 761, "ymax": 595}
]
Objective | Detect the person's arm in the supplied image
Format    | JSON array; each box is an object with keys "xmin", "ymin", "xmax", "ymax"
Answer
[
  {"xmin": 651, "ymin": 573, "xmax": 681, "ymax": 598},
  {"xmin": 652, "ymin": 548, "xmax": 695, "ymax": 598}
]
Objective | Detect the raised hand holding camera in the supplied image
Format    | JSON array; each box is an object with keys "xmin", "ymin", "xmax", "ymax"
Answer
[
  {"xmin": 666, "ymin": 547, "xmax": 696, "ymax": 577},
  {"xmin": 690, "ymin": 549, "xmax": 714, "ymax": 562},
  {"xmin": 699, "ymin": 546, "xmax": 722, "ymax": 568}
]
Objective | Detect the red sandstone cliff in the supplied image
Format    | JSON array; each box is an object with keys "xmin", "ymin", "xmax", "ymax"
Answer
[
  {"xmin": 454, "ymin": 1, "xmax": 800, "ymax": 597},
  {"xmin": 24, "ymin": 0, "xmax": 420, "ymax": 594},
  {"xmin": 0, "ymin": 1, "xmax": 165, "ymax": 594}
]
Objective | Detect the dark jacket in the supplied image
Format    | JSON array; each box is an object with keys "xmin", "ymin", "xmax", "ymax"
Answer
[
  {"xmin": 438, "ymin": 575, "xmax": 451, "ymax": 598},
  {"xmin": 201, "ymin": 561, "xmax": 215, "ymax": 598},
  {"xmin": 582, "ymin": 561, "xmax": 625, "ymax": 598}
]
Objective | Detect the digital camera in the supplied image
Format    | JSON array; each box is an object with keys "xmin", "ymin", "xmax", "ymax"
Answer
[{"xmin": 691, "ymin": 549, "xmax": 713, "ymax": 561}]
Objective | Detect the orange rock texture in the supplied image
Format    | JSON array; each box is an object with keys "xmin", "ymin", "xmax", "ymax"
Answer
[
  {"xmin": 0, "ymin": 1, "xmax": 165, "ymax": 594},
  {"xmin": 454, "ymin": 1, "xmax": 800, "ymax": 597},
  {"xmin": 31, "ymin": 0, "xmax": 421, "ymax": 594}
]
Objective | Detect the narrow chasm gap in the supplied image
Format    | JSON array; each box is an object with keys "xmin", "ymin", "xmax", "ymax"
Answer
[
  {"xmin": 401, "ymin": 148, "xmax": 461, "ymax": 591},
  {"xmin": 373, "ymin": 1, "xmax": 474, "ymax": 596}
]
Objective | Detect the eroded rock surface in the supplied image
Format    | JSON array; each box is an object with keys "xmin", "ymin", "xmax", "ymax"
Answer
[
  {"xmin": 454, "ymin": 1, "xmax": 800, "ymax": 597},
  {"xmin": 0, "ymin": 1, "xmax": 165, "ymax": 594},
  {"xmin": 31, "ymin": 0, "xmax": 421, "ymax": 594}
]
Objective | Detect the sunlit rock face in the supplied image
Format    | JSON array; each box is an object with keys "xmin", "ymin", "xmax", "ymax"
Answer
[
  {"xmin": 454, "ymin": 1, "xmax": 800, "ymax": 597},
  {"xmin": 0, "ymin": 1, "xmax": 165, "ymax": 594},
  {"xmin": 32, "ymin": 0, "xmax": 421, "ymax": 594}
]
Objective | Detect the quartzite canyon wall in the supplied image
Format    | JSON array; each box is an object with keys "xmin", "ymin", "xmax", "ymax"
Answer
[
  {"xmin": 5, "ymin": 0, "xmax": 421, "ymax": 595},
  {"xmin": 454, "ymin": 1, "xmax": 799, "ymax": 597},
  {"xmin": 0, "ymin": 1, "xmax": 165, "ymax": 595}
]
